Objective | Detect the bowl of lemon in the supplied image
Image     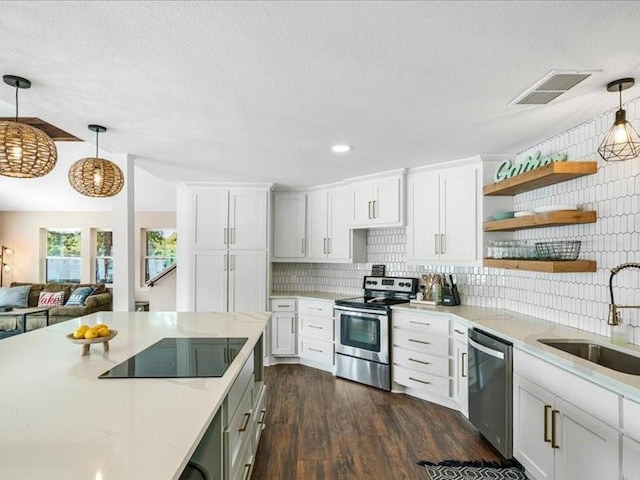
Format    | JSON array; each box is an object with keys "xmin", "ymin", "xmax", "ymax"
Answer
[{"xmin": 66, "ymin": 323, "xmax": 118, "ymax": 356}]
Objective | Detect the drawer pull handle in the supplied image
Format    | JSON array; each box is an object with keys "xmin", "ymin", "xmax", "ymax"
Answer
[
  {"xmin": 409, "ymin": 357, "xmax": 430, "ymax": 365},
  {"xmin": 551, "ymin": 409, "xmax": 560, "ymax": 449},
  {"xmin": 239, "ymin": 412, "xmax": 251, "ymax": 432},
  {"xmin": 258, "ymin": 409, "xmax": 266, "ymax": 424},
  {"xmin": 308, "ymin": 324, "xmax": 323, "ymax": 329},
  {"xmin": 409, "ymin": 376, "xmax": 431, "ymax": 385},
  {"xmin": 454, "ymin": 329, "xmax": 465, "ymax": 335},
  {"xmin": 409, "ymin": 320, "xmax": 430, "ymax": 326},
  {"xmin": 309, "ymin": 347, "xmax": 323, "ymax": 353},
  {"xmin": 242, "ymin": 463, "xmax": 252, "ymax": 480},
  {"xmin": 277, "ymin": 304, "xmax": 290, "ymax": 308},
  {"xmin": 309, "ymin": 307, "xmax": 323, "ymax": 311},
  {"xmin": 544, "ymin": 405, "xmax": 552, "ymax": 443},
  {"xmin": 409, "ymin": 339, "xmax": 430, "ymax": 345},
  {"xmin": 461, "ymin": 352, "xmax": 467, "ymax": 378}
]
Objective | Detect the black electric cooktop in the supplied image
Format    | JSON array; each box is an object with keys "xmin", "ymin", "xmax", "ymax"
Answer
[{"xmin": 99, "ymin": 337, "xmax": 248, "ymax": 379}]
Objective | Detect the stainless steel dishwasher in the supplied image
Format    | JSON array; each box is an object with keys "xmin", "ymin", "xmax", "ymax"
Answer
[{"xmin": 468, "ymin": 328, "xmax": 513, "ymax": 459}]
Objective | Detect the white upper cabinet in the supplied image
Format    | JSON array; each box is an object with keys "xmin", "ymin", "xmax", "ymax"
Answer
[
  {"xmin": 351, "ymin": 172, "xmax": 404, "ymax": 228},
  {"xmin": 193, "ymin": 188, "xmax": 229, "ymax": 250},
  {"xmin": 306, "ymin": 189, "xmax": 329, "ymax": 260},
  {"xmin": 229, "ymin": 189, "xmax": 268, "ymax": 250},
  {"xmin": 327, "ymin": 187, "xmax": 354, "ymax": 260},
  {"xmin": 273, "ymin": 192, "xmax": 306, "ymax": 259},
  {"xmin": 407, "ymin": 162, "xmax": 480, "ymax": 265},
  {"xmin": 273, "ymin": 187, "xmax": 365, "ymax": 263},
  {"xmin": 439, "ymin": 165, "xmax": 478, "ymax": 262},
  {"xmin": 191, "ymin": 187, "xmax": 267, "ymax": 251},
  {"xmin": 307, "ymin": 187, "xmax": 365, "ymax": 262},
  {"xmin": 406, "ymin": 171, "xmax": 440, "ymax": 262}
]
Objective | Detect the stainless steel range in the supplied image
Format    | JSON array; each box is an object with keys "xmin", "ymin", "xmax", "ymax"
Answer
[{"xmin": 334, "ymin": 276, "xmax": 418, "ymax": 391}]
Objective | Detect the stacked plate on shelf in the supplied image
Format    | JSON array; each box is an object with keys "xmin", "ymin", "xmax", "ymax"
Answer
[
  {"xmin": 514, "ymin": 211, "xmax": 535, "ymax": 217},
  {"xmin": 491, "ymin": 205, "xmax": 578, "ymax": 221},
  {"xmin": 533, "ymin": 205, "xmax": 578, "ymax": 213}
]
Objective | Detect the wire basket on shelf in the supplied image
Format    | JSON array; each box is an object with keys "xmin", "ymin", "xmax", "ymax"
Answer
[{"xmin": 535, "ymin": 241, "xmax": 581, "ymax": 261}]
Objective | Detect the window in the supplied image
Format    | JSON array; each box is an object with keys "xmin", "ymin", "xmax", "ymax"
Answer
[
  {"xmin": 95, "ymin": 230, "xmax": 113, "ymax": 284},
  {"xmin": 144, "ymin": 229, "xmax": 177, "ymax": 282},
  {"xmin": 46, "ymin": 229, "xmax": 81, "ymax": 283}
]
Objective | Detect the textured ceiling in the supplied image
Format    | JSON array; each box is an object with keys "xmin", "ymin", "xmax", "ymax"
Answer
[{"xmin": 1, "ymin": 0, "xmax": 640, "ymax": 209}]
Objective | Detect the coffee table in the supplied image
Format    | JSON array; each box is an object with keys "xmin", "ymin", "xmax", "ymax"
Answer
[{"xmin": 0, "ymin": 307, "xmax": 50, "ymax": 338}]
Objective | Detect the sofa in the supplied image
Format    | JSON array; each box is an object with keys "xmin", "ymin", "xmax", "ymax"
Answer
[{"xmin": 0, "ymin": 282, "xmax": 112, "ymax": 332}]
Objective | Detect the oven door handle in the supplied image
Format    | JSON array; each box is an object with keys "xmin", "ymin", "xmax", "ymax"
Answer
[
  {"xmin": 334, "ymin": 306, "xmax": 386, "ymax": 317},
  {"xmin": 468, "ymin": 338, "xmax": 505, "ymax": 360}
]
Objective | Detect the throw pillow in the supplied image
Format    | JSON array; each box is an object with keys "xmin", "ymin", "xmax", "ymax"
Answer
[
  {"xmin": 65, "ymin": 286, "xmax": 96, "ymax": 306},
  {"xmin": 38, "ymin": 291, "xmax": 65, "ymax": 308},
  {"xmin": 0, "ymin": 285, "xmax": 32, "ymax": 308}
]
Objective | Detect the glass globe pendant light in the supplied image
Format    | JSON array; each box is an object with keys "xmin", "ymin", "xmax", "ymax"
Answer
[
  {"xmin": 597, "ymin": 78, "xmax": 640, "ymax": 162},
  {"xmin": 68, "ymin": 125, "xmax": 124, "ymax": 197},
  {"xmin": 0, "ymin": 74, "xmax": 58, "ymax": 178}
]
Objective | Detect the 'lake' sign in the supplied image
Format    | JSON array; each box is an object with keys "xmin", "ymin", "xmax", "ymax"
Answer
[{"xmin": 494, "ymin": 151, "xmax": 568, "ymax": 182}]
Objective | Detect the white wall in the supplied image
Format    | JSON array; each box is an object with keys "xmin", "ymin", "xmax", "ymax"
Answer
[{"xmin": 0, "ymin": 211, "xmax": 175, "ymax": 301}]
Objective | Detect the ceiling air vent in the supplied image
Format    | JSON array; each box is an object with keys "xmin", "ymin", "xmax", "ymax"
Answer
[{"xmin": 509, "ymin": 70, "xmax": 600, "ymax": 106}]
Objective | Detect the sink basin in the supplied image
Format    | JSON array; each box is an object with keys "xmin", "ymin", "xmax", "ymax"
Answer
[{"xmin": 538, "ymin": 339, "xmax": 640, "ymax": 376}]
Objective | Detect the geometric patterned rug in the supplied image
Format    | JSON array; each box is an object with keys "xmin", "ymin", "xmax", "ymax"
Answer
[{"xmin": 417, "ymin": 460, "xmax": 527, "ymax": 480}]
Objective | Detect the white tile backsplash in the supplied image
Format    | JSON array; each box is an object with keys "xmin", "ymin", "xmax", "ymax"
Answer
[{"xmin": 273, "ymin": 95, "xmax": 640, "ymax": 345}]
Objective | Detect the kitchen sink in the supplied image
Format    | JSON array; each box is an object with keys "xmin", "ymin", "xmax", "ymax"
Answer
[{"xmin": 538, "ymin": 339, "xmax": 640, "ymax": 376}]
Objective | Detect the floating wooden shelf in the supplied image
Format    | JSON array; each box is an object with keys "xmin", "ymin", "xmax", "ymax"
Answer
[
  {"xmin": 483, "ymin": 161, "xmax": 598, "ymax": 196},
  {"xmin": 483, "ymin": 258, "xmax": 597, "ymax": 273},
  {"xmin": 484, "ymin": 210, "xmax": 597, "ymax": 232}
]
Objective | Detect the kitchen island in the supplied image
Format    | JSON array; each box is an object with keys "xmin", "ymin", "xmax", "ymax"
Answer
[{"xmin": 0, "ymin": 311, "xmax": 269, "ymax": 480}]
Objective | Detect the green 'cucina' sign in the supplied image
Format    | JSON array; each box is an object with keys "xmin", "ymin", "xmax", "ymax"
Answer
[{"xmin": 494, "ymin": 151, "xmax": 568, "ymax": 182}]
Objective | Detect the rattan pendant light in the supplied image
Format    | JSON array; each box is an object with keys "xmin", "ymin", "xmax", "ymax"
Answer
[
  {"xmin": 0, "ymin": 75, "xmax": 58, "ymax": 178},
  {"xmin": 68, "ymin": 125, "xmax": 124, "ymax": 197}
]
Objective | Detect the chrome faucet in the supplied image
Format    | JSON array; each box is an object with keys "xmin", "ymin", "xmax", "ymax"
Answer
[{"xmin": 608, "ymin": 262, "xmax": 640, "ymax": 325}]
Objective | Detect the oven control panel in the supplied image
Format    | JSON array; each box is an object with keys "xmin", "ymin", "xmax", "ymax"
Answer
[{"xmin": 362, "ymin": 276, "xmax": 418, "ymax": 294}]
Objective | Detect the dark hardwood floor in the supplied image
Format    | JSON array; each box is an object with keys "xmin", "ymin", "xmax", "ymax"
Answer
[{"xmin": 251, "ymin": 364, "xmax": 500, "ymax": 480}]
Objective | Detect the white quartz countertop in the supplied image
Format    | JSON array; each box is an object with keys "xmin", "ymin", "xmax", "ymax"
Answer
[
  {"xmin": 270, "ymin": 291, "xmax": 352, "ymax": 301},
  {"xmin": 0, "ymin": 311, "xmax": 269, "ymax": 480},
  {"xmin": 392, "ymin": 303, "xmax": 640, "ymax": 402}
]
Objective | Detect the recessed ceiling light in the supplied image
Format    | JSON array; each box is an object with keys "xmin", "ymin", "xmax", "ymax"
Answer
[{"xmin": 331, "ymin": 144, "xmax": 351, "ymax": 153}]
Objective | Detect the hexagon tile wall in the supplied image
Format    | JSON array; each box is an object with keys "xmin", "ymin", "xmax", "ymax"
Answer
[{"xmin": 273, "ymin": 95, "xmax": 640, "ymax": 345}]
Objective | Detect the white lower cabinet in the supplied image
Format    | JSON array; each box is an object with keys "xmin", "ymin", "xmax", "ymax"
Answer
[
  {"xmin": 623, "ymin": 436, "xmax": 640, "ymax": 480},
  {"xmin": 623, "ymin": 397, "xmax": 640, "ymax": 480},
  {"xmin": 192, "ymin": 250, "xmax": 267, "ymax": 313},
  {"xmin": 297, "ymin": 299, "xmax": 334, "ymax": 371},
  {"xmin": 452, "ymin": 322, "xmax": 468, "ymax": 417},
  {"xmin": 392, "ymin": 311, "xmax": 453, "ymax": 404},
  {"xmin": 184, "ymin": 345, "xmax": 265, "ymax": 480},
  {"xmin": 391, "ymin": 310, "xmax": 470, "ymax": 414},
  {"xmin": 514, "ymin": 351, "xmax": 620, "ymax": 480},
  {"xmin": 270, "ymin": 299, "xmax": 296, "ymax": 356}
]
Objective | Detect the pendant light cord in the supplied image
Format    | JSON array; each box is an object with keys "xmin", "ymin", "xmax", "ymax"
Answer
[
  {"xmin": 619, "ymin": 84, "xmax": 623, "ymax": 110},
  {"xmin": 14, "ymin": 84, "xmax": 18, "ymax": 122},
  {"xmin": 95, "ymin": 129, "xmax": 99, "ymax": 157}
]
